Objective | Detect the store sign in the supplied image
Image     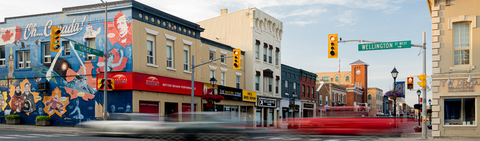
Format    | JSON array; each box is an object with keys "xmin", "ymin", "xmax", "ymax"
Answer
[
  {"xmin": 218, "ymin": 86, "xmax": 242, "ymax": 97},
  {"xmin": 257, "ymin": 98, "xmax": 276, "ymax": 107},
  {"xmin": 242, "ymin": 90, "xmax": 257, "ymax": 102},
  {"xmin": 440, "ymin": 79, "xmax": 480, "ymax": 93},
  {"xmin": 97, "ymin": 72, "xmax": 202, "ymax": 96},
  {"xmin": 304, "ymin": 103, "xmax": 314, "ymax": 108}
]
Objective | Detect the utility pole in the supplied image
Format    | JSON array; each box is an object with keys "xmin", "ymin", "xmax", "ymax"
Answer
[
  {"xmin": 100, "ymin": 0, "xmax": 108, "ymax": 121},
  {"xmin": 421, "ymin": 32, "xmax": 427, "ymax": 139}
]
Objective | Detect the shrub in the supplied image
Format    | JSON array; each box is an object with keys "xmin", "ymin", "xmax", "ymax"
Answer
[
  {"xmin": 413, "ymin": 125, "xmax": 422, "ymax": 129},
  {"xmin": 6, "ymin": 115, "xmax": 20, "ymax": 120},
  {"xmin": 385, "ymin": 90, "xmax": 403, "ymax": 97},
  {"xmin": 36, "ymin": 116, "xmax": 51, "ymax": 121}
]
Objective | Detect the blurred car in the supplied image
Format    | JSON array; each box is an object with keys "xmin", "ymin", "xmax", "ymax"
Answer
[{"xmin": 78, "ymin": 113, "xmax": 171, "ymax": 136}]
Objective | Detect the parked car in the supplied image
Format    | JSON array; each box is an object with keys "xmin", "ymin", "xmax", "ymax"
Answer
[{"xmin": 78, "ymin": 113, "xmax": 171, "ymax": 136}]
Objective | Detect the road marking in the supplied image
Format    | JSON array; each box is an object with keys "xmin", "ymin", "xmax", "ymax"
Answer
[{"xmin": 6, "ymin": 134, "xmax": 36, "ymax": 138}]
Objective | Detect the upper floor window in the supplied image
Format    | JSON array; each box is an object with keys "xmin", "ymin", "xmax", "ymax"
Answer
[
  {"xmin": 307, "ymin": 86, "xmax": 310, "ymax": 98},
  {"xmin": 322, "ymin": 77, "xmax": 330, "ymax": 82},
  {"xmin": 220, "ymin": 54, "xmax": 225, "ymax": 64},
  {"xmin": 255, "ymin": 44, "xmax": 259, "ymax": 60},
  {"xmin": 276, "ymin": 79, "xmax": 279, "ymax": 94},
  {"xmin": 293, "ymin": 82, "xmax": 296, "ymax": 91},
  {"xmin": 312, "ymin": 87, "xmax": 314, "ymax": 99},
  {"xmin": 210, "ymin": 70, "xmax": 215, "ymax": 79},
  {"xmin": 368, "ymin": 94, "xmax": 372, "ymax": 100},
  {"xmin": 86, "ymin": 38, "xmax": 96, "ymax": 60},
  {"xmin": 302, "ymin": 85, "xmax": 305, "ymax": 97},
  {"xmin": 268, "ymin": 49, "xmax": 272, "ymax": 63},
  {"xmin": 454, "ymin": 23, "xmax": 470, "ymax": 65},
  {"xmin": 275, "ymin": 51, "xmax": 279, "ymax": 65},
  {"xmin": 221, "ymin": 72, "xmax": 226, "ymax": 85},
  {"xmin": 17, "ymin": 51, "xmax": 30, "ymax": 69},
  {"xmin": 166, "ymin": 40, "xmax": 174, "ymax": 68},
  {"xmin": 42, "ymin": 42, "xmax": 51, "ymax": 63},
  {"xmin": 346, "ymin": 76, "xmax": 350, "ymax": 82},
  {"xmin": 236, "ymin": 75, "xmax": 240, "ymax": 89},
  {"xmin": 209, "ymin": 51, "xmax": 215, "ymax": 61},
  {"xmin": 0, "ymin": 46, "xmax": 5, "ymax": 66},
  {"xmin": 147, "ymin": 34, "xmax": 156, "ymax": 65},
  {"xmin": 63, "ymin": 41, "xmax": 71, "ymax": 56},
  {"xmin": 263, "ymin": 47, "xmax": 267, "ymax": 62},
  {"xmin": 183, "ymin": 45, "xmax": 190, "ymax": 71},
  {"xmin": 335, "ymin": 76, "xmax": 339, "ymax": 82},
  {"xmin": 316, "ymin": 77, "xmax": 320, "ymax": 82},
  {"xmin": 319, "ymin": 95, "xmax": 322, "ymax": 105},
  {"xmin": 255, "ymin": 76, "xmax": 259, "ymax": 91}
]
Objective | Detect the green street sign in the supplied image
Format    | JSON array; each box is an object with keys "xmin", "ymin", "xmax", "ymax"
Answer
[
  {"xmin": 74, "ymin": 44, "xmax": 104, "ymax": 57},
  {"xmin": 358, "ymin": 40, "xmax": 411, "ymax": 51}
]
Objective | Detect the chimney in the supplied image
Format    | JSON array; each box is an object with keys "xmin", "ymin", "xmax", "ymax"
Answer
[{"xmin": 221, "ymin": 9, "xmax": 228, "ymax": 15}]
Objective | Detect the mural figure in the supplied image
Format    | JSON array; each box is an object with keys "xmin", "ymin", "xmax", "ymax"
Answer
[
  {"xmin": 0, "ymin": 93, "xmax": 4, "ymax": 112},
  {"xmin": 38, "ymin": 105, "xmax": 44, "ymax": 115},
  {"xmin": 46, "ymin": 95, "xmax": 65, "ymax": 114},
  {"xmin": 83, "ymin": 23, "xmax": 102, "ymax": 41},
  {"xmin": 97, "ymin": 49, "xmax": 124, "ymax": 72},
  {"xmin": 125, "ymin": 103, "xmax": 131, "ymax": 113},
  {"xmin": 65, "ymin": 74, "xmax": 96, "ymax": 94},
  {"xmin": 69, "ymin": 99, "xmax": 84, "ymax": 123},
  {"xmin": 22, "ymin": 82, "xmax": 36, "ymax": 113},
  {"xmin": 111, "ymin": 105, "xmax": 115, "ymax": 113},
  {"xmin": 11, "ymin": 83, "xmax": 25, "ymax": 113}
]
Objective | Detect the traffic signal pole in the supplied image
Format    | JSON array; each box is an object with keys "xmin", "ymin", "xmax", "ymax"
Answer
[
  {"xmin": 338, "ymin": 32, "xmax": 427, "ymax": 139},
  {"xmin": 100, "ymin": 0, "xmax": 108, "ymax": 121}
]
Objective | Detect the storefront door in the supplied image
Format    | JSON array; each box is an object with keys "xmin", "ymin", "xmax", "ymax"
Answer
[{"xmin": 139, "ymin": 101, "xmax": 159, "ymax": 114}]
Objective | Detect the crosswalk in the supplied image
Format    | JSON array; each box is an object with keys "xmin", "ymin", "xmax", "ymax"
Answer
[{"xmin": 0, "ymin": 133, "xmax": 79, "ymax": 139}]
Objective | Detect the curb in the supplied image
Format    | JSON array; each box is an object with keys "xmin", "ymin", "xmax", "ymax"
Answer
[{"xmin": 0, "ymin": 127, "xmax": 85, "ymax": 134}]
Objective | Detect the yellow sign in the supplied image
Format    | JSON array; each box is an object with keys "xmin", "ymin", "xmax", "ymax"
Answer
[
  {"xmin": 242, "ymin": 90, "xmax": 257, "ymax": 102},
  {"xmin": 417, "ymin": 74, "xmax": 426, "ymax": 87},
  {"xmin": 423, "ymin": 119, "xmax": 426, "ymax": 123},
  {"xmin": 97, "ymin": 79, "xmax": 114, "ymax": 90}
]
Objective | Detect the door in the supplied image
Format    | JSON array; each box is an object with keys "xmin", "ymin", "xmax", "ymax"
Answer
[{"xmin": 139, "ymin": 101, "xmax": 159, "ymax": 114}]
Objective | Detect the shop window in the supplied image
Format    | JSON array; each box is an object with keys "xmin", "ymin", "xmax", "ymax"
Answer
[{"xmin": 444, "ymin": 98, "xmax": 475, "ymax": 125}]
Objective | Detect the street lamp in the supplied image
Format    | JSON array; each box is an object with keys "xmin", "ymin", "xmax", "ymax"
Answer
[
  {"xmin": 292, "ymin": 92, "xmax": 297, "ymax": 118},
  {"xmin": 391, "ymin": 67, "xmax": 398, "ymax": 117},
  {"xmin": 429, "ymin": 99, "xmax": 432, "ymax": 125},
  {"xmin": 417, "ymin": 90, "xmax": 421, "ymax": 125},
  {"xmin": 210, "ymin": 77, "xmax": 217, "ymax": 111}
]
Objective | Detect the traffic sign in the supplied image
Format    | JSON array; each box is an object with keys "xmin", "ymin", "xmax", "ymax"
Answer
[
  {"xmin": 358, "ymin": 40, "xmax": 411, "ymax": 51},
  {"xmin": 75, "ymin": 44, "xmax": 104, "ymax": 57},
  {"xmin": 97, "ymin": 78, "xmax": 114, "ymax": 91}
]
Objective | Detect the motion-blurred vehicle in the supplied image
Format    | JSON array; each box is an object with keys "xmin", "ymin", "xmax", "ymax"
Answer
[
  {"xmin": 288, "ymin": 106, "xmax": 403, "ymax": 137},
  {"xmin": 78, "ymin": 113, "xmax": 170, "ymax": 136}
]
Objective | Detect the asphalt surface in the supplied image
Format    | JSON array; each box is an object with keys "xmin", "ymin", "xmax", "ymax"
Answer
[{"xmin": 0, "ymin": 130, "xmax": 142, "ymax": 141}]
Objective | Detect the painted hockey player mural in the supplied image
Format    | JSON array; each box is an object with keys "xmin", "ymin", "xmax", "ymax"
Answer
[{"xmin": 97, "ymin": 11, "xmax": 130, "ymax": 73}]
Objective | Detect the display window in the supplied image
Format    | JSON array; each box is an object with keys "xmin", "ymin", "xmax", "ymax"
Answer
[{"xmin": 444, "ymin": 98, "xmax": 475, "ymax": 125}]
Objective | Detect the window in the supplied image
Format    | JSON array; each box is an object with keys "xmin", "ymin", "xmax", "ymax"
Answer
[
  {"xmin": 368, "ymin": 94, "xmax": 372, "ymax": 100},
  {"xmin": 268, "ymin": 77, "xmax": 272, "ymax": 92},
  {"xmin": 268, "ymin": 49, "xmax": 272, "ymax": 63},
  {"xmin": 255, "ymin": 76, "xmax": 259, "ymax": 91},
  {"xmin": 346, "ymin": 76, "xmax": 350, "ymax": 82},
  {"xmin": 166, "ymin": 40, "xmax": 174, "ymax": 68},
  {"xmin": 63, "ymin": 42, "xmax": 71, "ymax": 56},
  {"xmin": 147, "ymin": 35, "xmax": 155, "ymax": 65},
  {"xmin": 316, "ymin": 77, "xmax": 319, "ymax": 82},
  {"xmin": 312, "ymin": 87, "xmax": 314, "ymax": 99},
  {"xmin": 319, "ymin": 95, "xmax": 322, "ymax": 105},
  {"xmin": 86, "ymin": 38, "xmax": 96, "ymax": 60},
  {"xmin": 221, "ymin": 72, "xmax": 225, "ymax": 85},
  {"xmin": 285, "ymin": 80, "xmax": 289, "ymax": 93},
  {"xmin": 209, "ymin": 51, "xmax": 215, "ymax": 61},
  {"xmin": 220, "ymin": 54, "xmax": 225, "ymax": 64},
  {"xmin": 454, "ymin": 23, "xmax": 470, "ymax": 65},
  {"xmin": 302, "ymin": 85, "xmax": 305, "ymax": 97},
  {"xmin": 293, "ymin": 82, "xmax": 296, "ymax": 91},
  {"xmin": 255, "ymin": 44, "xmax": 259, "ymax": 59},
  {"xmin": 275, "ymin": 51, "xmax": 279, "ymax": 65},
  {"xmin": 183, "ymin": 45, "xmax": 190, "ymax": 71},
  {"xmin": 0, "ymin": 46, "xmax": 5, "ymax": 66},
  {"xmin": 17, "ymin": 51, "xmax": 30, "ymax": 69},
  {"xmin": 326, "ymin": 96, "xmax": 328, "ymax": 105},
  {"xmin": 444, "ymin": 98, "xmax": 475, "ymax": 125},
  {"xmin": 322, "ymin": 77, "xmax": 329, "ymax": 82},
  {"xmin": 263, "ymin": 47, "xmax": 267, "ymax": 62},
  {"xmin": 335, "ymin": 76, "xmax": 339, "ymax": 82},
  {"xmin": 263, "ymin": 77, "xmax": 268, "ymax": 92},
  {"xmin": 42, "ymin": 42, "xmax": 51, "ymax": 63},
  {"xmin": 334, "ymin": 94, "xmax": 336, "ymax": 102},
  {"xmin": 276, "ymin": 79, "xmax": 279, "ymax": 93},
  {"xmin": 210, "ymin": 70, "xmax": 215, "ymax": 79},
  {"xmin": 307, "ymin": 86, "xmax": 310, "ymax": 98},
  {"xmin": 236, "ymin": 75, "xmax": 240, "ymax": 89}
]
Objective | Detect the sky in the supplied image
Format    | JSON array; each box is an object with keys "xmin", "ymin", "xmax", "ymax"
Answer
[{"xmin": 0, "ymin": 0, "xmax": 432, "ymax": 107}]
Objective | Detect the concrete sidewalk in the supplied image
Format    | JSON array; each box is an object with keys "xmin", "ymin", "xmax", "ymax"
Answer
[
  {"xmin": 0, "ymin": 124, "xmax": 84, "ymax": 134},
  {"xmin": 379, "ymin": 129, "xmax": 480, "ymax": 141}
]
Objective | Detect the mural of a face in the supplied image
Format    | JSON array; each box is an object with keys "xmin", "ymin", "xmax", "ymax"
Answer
[
  {"xmin": 108, "ymin": 53, "xmax": 115, "ymax": 63},
  {"xmin": 24, "ymin": 83, "xmax": 31, "ymax": 94},
  {"xmin": 14, "ymin": 85, "xmax": 21, "ymax": 97},
  {"xmin": 116, "ymin": 15, "xmax": 128, "ymax": 37}
]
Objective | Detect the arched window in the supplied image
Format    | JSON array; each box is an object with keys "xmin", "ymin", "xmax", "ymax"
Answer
[
  {"xmin": 316, "ymin": 77, "xmax": 320, "ymax": 82},
  {"xmin": 335, "ymin": 76, "xmax": 339, "ymax": 82},
  {"xmin": 345, "ymin": 76, "xmax": 350, "ymax": 82},
  {"xmin": 368, "ymin": 94, "xmax": 372, "ymax": 100}
]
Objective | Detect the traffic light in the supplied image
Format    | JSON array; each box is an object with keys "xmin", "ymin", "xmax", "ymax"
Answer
[
  {"xmin": 407, "ymin": 76, "xmax": 414, "ymax": 90},
  {"xmin": 50, "ymin": 26, "xmax": 61, "ymax": 52},
  {"xmin": 233, "ymin": 49, "xmax": 241, "ymax": 69},
  {"xmin": 417, "ymin": 74, "xmax": 426, "ymax": 88},
  {"xmin": 328, "ymin": 34, "xmax": 338, "ymax": 58}
]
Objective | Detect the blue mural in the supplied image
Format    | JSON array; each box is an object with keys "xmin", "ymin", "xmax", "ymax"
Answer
[{"xmin": 0, "ymin": 6, "xmax": 133, "ymax": 126}]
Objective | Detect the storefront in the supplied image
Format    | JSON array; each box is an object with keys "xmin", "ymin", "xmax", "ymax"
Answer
[
  {"xmin": 97, "ymin": 72, "xmax": 203, "ymax": 121},
  {"xmin": 257, "ymin": 97, "xmax": 278, "ymax": 127},
  {"xmin": 202, "ymin": 84, "xmax": 255, "ymax": 123},
  {"xmin": 303, "ymin": 103, "xmax": 316, "ymax": 117},
  {"xmin": 432, "ymin": 78, "xmax": 479, "ymax": 137}
]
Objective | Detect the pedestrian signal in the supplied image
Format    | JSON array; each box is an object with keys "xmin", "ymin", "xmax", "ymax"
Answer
[{"xmin": 407, "ymin": 77, "xmax": 414, "ymax": 90}]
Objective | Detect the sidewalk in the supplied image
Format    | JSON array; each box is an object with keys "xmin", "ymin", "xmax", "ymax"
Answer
[
  {"xmin": 0, "ymin": 124, "xmax": 84, "ymax": 134},
  {"xmin": 379, "ymin": 129, "xmax": 480, "ymax": 141}
]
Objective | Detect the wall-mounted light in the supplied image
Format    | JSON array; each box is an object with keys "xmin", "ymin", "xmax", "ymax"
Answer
[{"xmin": 446, "ymin": 71, "xmax": 453, "ymax": 85}]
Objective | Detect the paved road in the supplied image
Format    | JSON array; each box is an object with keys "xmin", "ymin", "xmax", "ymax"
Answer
[{"xmin": 0, "ymin": 130, "xmax": 142, "ymax": 141}]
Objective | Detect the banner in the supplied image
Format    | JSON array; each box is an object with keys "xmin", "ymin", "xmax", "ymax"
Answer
[{"xmin": 395, "ymin": 81, "xmax": 405, "ymax": 98}]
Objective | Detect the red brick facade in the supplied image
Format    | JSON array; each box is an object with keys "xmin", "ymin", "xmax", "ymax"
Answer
[{"xmin": 300, "ymin": 76, "xmax": 316, "ymax": 101}]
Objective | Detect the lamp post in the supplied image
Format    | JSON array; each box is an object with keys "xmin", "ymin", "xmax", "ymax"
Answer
[
  {"xmin": 417, "ymin": 90, "xmax": 421, "ymax": 126},
  {"xmin": 292, "ymin": 92, "xmax": 297, "ymax": 118},
  {"xmin": 210, "ymin": 77, "xmax": 217, "ymax": 111},
  {"xmin": 391, "ymin": 67, "xmax": 398, "ymax": 117},
  {"xmin": 429, "ymin": 99, "xmax": 432, "ymax": 126}
]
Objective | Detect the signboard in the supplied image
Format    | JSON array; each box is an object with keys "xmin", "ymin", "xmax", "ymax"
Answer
[
  {"xmin": 304, "ymin": 103, "xmax": 314, "ymax": 108},
  {"xmin": 218, "ymin": 86, "xmax": 242, "ymax": 97},
  {"xmin": 358, "ymin": 40, "xmax": 411, "ymax": 51},
  {"xmin": 395, "ymin": 81, "xmax": 405, "ymax": 98},
  {"xmin": 242, "ymin": 90, "xmax": 257, "ymax": 102},
  {"xmin": 96, "ymin": 72, "xmax": 134, "ymax": 90},
  {"xmin": 97, "ymin": 78, "xmax": 114, "ymax": 91},
  {"xmin": 439, "ymin": 79, "xmax": 479, "ymax": 93},
  {"xmin": 74, "ymin": 44, "xmax": 104, "ymax": 56},
  {"xmin": 257, "ymin": 98, "xmax": 276, "ymax": 107}
]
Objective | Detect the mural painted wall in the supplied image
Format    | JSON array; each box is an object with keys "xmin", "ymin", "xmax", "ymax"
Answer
[{"xmin": 0, "ymin": 8, "xmax": 133, "ymax": 126}]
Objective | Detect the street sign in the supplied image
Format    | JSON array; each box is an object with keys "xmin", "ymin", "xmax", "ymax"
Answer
[
  {"xmin": 74, "ymin": 44, "xmax": 104, "ymax": 56},
  {"xmin": 97, "ymin": 78, "xmax": 114, "ymax": 91},
  {"xmin": 358, "ymin": 40, "xmax": 411, "ymax": 51}
]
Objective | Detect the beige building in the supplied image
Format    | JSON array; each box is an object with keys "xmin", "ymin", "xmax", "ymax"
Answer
[
  {"xmin": 427, "ymin": 0, "xmax": 480, "ymax": 138},
  {"xmin": 367, "ymin": 87, "xmax": 384, "ymax": 116},
  {"xmin": 315, "ymin": 71, "xmax": 352, "ymax": 85},
  {"xmin": 197, "ymin": 8, "xmax": 283, "ymax": 127}
]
